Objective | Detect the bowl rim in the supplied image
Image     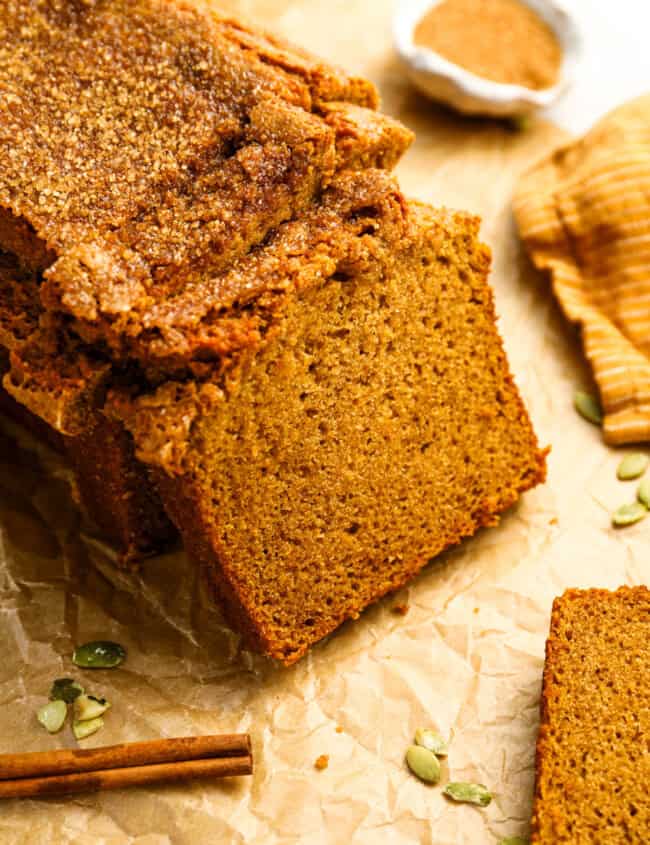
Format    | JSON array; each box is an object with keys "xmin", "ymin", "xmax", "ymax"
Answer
[{"xmin": 393, "ymin": 0, "xmax": 583, "ymax": 111}]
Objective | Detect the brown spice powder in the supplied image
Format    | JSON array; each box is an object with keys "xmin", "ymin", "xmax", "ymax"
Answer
[{"xmin": 414, "ymin": 0, "xmax": 562, "ymax": 90}]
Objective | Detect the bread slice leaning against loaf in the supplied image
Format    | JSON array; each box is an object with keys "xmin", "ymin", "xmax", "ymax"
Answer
[{"xmin": 112, "ymin": 170, "xmax": 547, "ymax": 664}]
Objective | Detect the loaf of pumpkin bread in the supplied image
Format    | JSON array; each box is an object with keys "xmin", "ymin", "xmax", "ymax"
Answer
[
  {"xmin": 0, "ymin": 1, "xmax": 546, "ymax": 662},
  {"xmin": 3, "ymin": 164, "xmax": 546, "ymax": 662},
  {"xmin": 532, "ymin": 587, "xmax": 650, "ymax": 844}
]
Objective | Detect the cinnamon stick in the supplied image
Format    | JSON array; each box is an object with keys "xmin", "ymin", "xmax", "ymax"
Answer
[
  {"xmin": 0, "ymin": 735, "xmax": 253, "ymax": 799},
  {"xmin": 0, "ymin": 755, "xmax": 253, "ymax": 799},
  {"xmin": 0, "ymin": 734, "xmax": 251, "ymax": 780}
]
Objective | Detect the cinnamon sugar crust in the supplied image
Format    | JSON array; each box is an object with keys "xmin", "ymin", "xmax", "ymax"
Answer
[
  {"xmin": 5, "ymin": 170, "xmax": 410, "ymax": 434},
  {"xmin": 0, "ymin": 0, "xmax": 412, "ymax": 367}
]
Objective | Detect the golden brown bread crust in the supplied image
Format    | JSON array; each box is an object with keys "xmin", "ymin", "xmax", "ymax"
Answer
[
  {"xmin": 532, "ymin": 587, "xmax": 650, "ymax": 843},
  {"xmin": 0, "ymin": 0, "xmax": 411, "ymax": 371},
  {"xmin": 203, "ymin": 5, "xmax": 378, "ymax": 109}
]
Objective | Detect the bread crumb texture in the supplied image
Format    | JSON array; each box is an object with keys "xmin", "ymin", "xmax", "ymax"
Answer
[{"xmin": 532, "ymin": 586, "xmax": 650, "ymax": 844}]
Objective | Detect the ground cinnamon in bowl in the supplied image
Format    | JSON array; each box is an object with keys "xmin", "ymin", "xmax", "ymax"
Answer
[{"xmin": 414, "ymin": 0, "xmax": 562, "ymax": 90}]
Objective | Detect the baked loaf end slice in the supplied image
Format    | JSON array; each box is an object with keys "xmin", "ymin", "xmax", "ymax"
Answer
[
  {"xmin": 115, "ymin": 171, "xmax": 547, "ymax": 664},
  {"xmin": 532, "ymin": 587, "xmax": 650, "ymax": 844}
]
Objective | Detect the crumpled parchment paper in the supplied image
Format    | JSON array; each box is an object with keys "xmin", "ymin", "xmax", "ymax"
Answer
[{"xmin": 1, "ymin": 2, "xmax": 648, "ymax": 843}]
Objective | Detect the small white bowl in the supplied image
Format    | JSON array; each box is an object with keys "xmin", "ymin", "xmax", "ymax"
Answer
[{"xmin": 393, "ymin": 0, "xmax": 582, "ymax": 117}]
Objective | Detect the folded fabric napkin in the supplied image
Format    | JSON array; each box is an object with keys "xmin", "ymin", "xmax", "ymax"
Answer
[{"xmin": 514, "ymin": 94, "xmax": 650, "ymax": 445}]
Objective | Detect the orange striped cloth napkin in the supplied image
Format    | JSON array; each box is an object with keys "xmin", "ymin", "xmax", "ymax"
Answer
[{"xmin": 514, "ymin": 94, "xmax": 650, "ymax": 445}]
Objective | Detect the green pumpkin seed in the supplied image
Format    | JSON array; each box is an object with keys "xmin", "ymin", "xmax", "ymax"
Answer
[
  {"xmin": 574, "ymin": 391, "xmax": 603, "ymax": 426},
  {"xmin": 612, "ymin": 502, "xmax": 647, "ymax": 527},
  {"xmin": 638, "ymin": 477, "xmax": 650, "ymax": 509},
  {"xmin": 74, "ymin": 694, "xmax": 111, "ymax": 721},
  {"xmin": 73, "ymin": 641, "xmax": 126, "ymax": 669},
  {"xmin": 73, "ymin": 716, "xmax": 104, "ymax": 740},
  {"xmin": 617, "ymin": 453, "xmax": 649, "ymax": 481},
  {"xmin": 37, "ymin": 699, "xmax": 67, "ymax": 734},
  {"xmin": 49, "ymin": 678, "xmax": 84, "ymax": 704},
  {"xmin": 443, "ymin": 781, "xmax": 492, "ymax": 807},
  {"xmin": 405, "ymin": 745, "xmax": 441, "ymax": 784},
  {"xmin": 498, "ymin": 838, "xmax": 529, "ymax": 845},
  {"xmin": 414, "ymin": 728, "xmax": 448, "ymax": 757}
]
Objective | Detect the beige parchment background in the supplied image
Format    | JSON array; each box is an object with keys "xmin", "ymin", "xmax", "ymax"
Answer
[{"xmin": 1, "ymin": 2, "xmax": 648, "ymax": 843}]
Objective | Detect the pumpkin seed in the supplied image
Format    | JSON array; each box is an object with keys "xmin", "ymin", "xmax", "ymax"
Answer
[
  {"xmin": 443, "ymin": 781, "xmax": 492, "ymax": 806},
  {"xmin": 49, "ymin": 678, "xmax": 84, "ymax": 704},
  {"xmin": 612, "ymin": 502, "xmax": 647, "ymax": 527},
  {"xmin": 37, "ymin": 700, "xmax": 67, "ymax": 734},
  {"xmin": 405, "ymin": 745, "xmax": 441, "ymax": 784},
  {"xmin": 74, "ymin": 694, "xmax": 111, "ymax": 721},
  {"xmin": 574, "ymin": 391, "xmax": 603, "ymax": 426},
  {"xmin": 73, "ymin": 641, "xmax": 126, "ymax": 669},
  {"xmin": 498, "ymin": 838, "xmax": 529, "ymax": 845},
  {"xmin": 617, "ymin": 453, "xmax": 648, "ymax": 481},
  {"xmin": 73, "ymin": 716, "xmax": 104, "ymax": 740},
  {"xmin": 638, "ymin": 477, "xmax": 650, "ymax": 509},
  {"xmin": 414, "ymin": 728, "xmax": 448, "ymax": 757}
]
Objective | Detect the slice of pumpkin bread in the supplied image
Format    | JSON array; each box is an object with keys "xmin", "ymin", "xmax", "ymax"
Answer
[
  {"xmin": 532, "ymin": 587, "xmax": 650, "ymax": 844},
  {"xmin": 113, "ymin": 171, "xmax": 547, "ymax": 663}
]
